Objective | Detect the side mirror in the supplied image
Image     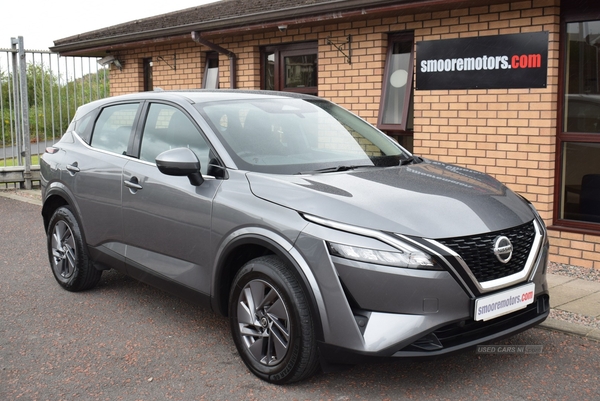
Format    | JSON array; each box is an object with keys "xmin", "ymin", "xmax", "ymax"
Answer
[{"xmin": 156, "ymin": 147, "xmax": 204, "ymax": 186}]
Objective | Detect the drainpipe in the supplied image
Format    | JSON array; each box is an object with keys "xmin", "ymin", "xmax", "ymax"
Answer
[{"xmin": 191, "ymin": 31, "xmax": 236, "ymax": 89}]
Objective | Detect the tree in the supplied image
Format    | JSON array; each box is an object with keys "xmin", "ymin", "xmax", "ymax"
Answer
[{"xmin": 1, "ymin": 61, "xmax": 110, "ymax": 146}]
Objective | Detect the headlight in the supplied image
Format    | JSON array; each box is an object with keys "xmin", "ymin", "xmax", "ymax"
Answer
[
  {"xmin": 302, "ymin": 213, "xmax": 440, "ymax": 270},
  {"xmin": 328, "ymin": 241, "xmax": 437, "ymax": 269}
]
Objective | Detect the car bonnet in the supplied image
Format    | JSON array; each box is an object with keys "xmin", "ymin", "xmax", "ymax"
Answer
[{"xmin": 245, "ymin": 159, "xmax": 535, "ymax": 239}]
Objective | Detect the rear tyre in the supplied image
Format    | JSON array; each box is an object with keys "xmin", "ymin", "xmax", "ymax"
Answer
[
  {"xmin": 229, "ymin": 255, "xmax": 319, "ymax": 384},
  {"xmin": 47, "ymin": 206, "xmax": 102, "ymax": 292}
]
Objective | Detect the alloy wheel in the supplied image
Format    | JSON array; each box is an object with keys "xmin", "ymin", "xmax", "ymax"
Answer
[
  {"xmin": 51, "ymin": 220, "xmax": 76, "ymax": 279},
  {"xmin": 236, "ymin": 279, "xmax": 290, "ymax": 366}
]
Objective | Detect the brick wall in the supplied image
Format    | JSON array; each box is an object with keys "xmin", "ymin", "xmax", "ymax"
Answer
[
  {"xmin": 412, "ymin": 1, "xmax": 560, "ymax": 227},
  {"xmin": 111, "ymin": 42, "xmax": 204, "ymax": 95},
  {"xmin": 319, "ymin": 24, "xmax": 386, "ymax": 123},
  {"xmin": 106, "ymin": 0, "xmax": 600, "ymax": 270}
]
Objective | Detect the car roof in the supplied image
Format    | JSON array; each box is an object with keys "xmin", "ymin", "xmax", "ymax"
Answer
[{"xmin": 73, "ymin": 89, "xmax": 319, "ymax": 119}]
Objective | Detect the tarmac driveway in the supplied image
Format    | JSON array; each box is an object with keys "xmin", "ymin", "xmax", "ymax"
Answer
[{"xmin": 1, "ymin": 195, "xmax": 599, "ymax": 400}]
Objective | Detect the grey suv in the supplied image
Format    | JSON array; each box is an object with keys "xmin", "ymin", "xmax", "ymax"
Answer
[{"xmin": 41, "ymin": 90, "xmax": 549, "ymax": 384}]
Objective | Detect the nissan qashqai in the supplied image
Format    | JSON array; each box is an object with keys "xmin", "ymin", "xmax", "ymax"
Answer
[{"xmin": 41, "ymin": 90, "xmax": 550, "ymax": 384}]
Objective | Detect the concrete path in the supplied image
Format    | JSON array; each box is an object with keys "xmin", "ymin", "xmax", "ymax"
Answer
[{"xmin": 543, "ymin": 273, "xmax": 600, "ymax": 340}]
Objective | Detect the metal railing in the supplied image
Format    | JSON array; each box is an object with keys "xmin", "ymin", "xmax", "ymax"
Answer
[{"xmin": 1, "ymin": 36, "xmax": 110, "ymax": 188}]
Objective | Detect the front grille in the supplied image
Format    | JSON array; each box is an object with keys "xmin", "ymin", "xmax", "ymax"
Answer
[{"xmin": 437, "ymin": 222, "xmax": 536, "ymax": 283}]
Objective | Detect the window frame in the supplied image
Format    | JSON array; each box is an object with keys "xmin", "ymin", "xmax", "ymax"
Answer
[
  {"xmin": 377, "ymin": 32, "xmax": 415, "ymax": 134},
  {"xmin": 553, "ymin": 5, "xmax": 600, "ymax": 233},
  {"xmin": 143, "ymin": 58, "xmax": 153, "ymax": 91},
  {"xmin": 202, "ymin": 52, "xmax": 219, "ymax": 89},
  {"xmin": 89, "ymin": 102, "xmax": 141, "ymax": 156},
  {"xmin": 261, "ymin": 42, "xmax": 318, "ymax": 95}
]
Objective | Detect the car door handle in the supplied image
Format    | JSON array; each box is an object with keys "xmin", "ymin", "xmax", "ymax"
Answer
[
  {"xmin": 124, "ymin": 178, "xmax": 143, "ymax": 190},
  {"xmin": 66, "ymin": 162, "xmax": 80, "ymax": 173}
]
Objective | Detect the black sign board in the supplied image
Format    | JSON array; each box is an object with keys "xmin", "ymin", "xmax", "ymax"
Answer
[{"xmin": 416, "ymin": 32, "xmax": 548, "ymax": 90}]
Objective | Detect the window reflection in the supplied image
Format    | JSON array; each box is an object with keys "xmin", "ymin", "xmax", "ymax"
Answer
[
  {"xmin": 558, "ymin": 20, "xmax": 600, "ymax": 227},
  {"xmin": 564, "ymin": 21, "xmax": 600, "ymax": 133},
  {"xmin": 561, "ymin": 142, "xmax": 600, "ymax": 223},
  {"xmin": 378, "ymin": 33, "xmax": 414, "ymax": 152},
  {"xmin": 265, "ymin": 53, "xmax": 275, "ymax": 90},
  {"xmin": 261, "ymin": 44, "xmax": 317, "ymax": 95},
  {"xmin": 203, "ymin": 52, "xmax": 219, "ymax": 89},
  {"xmin": 143, "ymin": 58, "xmax": 153, "ymax": 91},
  {"xmin": 284, "ymin": 55, "xmax": 317, "ymax": 88},
  {"xmin": 381, "ymin": 41, "xmax": 412, "ymax": 126}
]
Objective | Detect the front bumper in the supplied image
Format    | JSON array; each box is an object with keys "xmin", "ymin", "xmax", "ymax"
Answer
[
  {"xmin": 318, "ymin": 294, "xmax": 549, "ymax": 364},
  {"xmin": 295, "ymin": 218, "xmax": 550, "ymax": 363}
]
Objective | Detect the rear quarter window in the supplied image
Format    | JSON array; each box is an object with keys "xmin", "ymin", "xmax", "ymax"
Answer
[
  {"xmin": 71, "ymin": 113, "xmax": 95, "ymax": 144},
  {"xmin": 90, "ymin": 103, "xmax": 139, "ymax": 154}
]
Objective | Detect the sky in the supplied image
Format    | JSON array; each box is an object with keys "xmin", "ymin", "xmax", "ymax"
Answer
[{"xmin": 1, "ymin": 0, "xmax": 220, "ymax": 51}]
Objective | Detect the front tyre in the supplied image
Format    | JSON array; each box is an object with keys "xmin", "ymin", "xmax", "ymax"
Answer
[
  {"xmin": 229, "ymin": 255, "xmax": 319, "ymax": 384},
  {"xmin": 47, "ymin": 206, "xmax": 101, "ymax": 292}
]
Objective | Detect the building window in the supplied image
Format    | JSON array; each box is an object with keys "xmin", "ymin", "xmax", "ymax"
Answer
[
  {"xmin": 557, "ymin": 17, "xmax": 600, "ymax": 228},
  {"xmin": 203, "ymin": 52, "xmax": 219, "ymax": 89},
  {"xmin": 378, "ymin": 32, "xmax": 414, "ymax": 151},
  {"xmin": 262, "ymin": 43, "xmax": 317, "ymax": 95},
  {"xmin": 143, "ymin": 58, "xmax": 153, "ymax": 91}
]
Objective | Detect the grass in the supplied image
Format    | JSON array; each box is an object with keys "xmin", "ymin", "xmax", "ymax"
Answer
[{"xmin": 0, "ymin": 155, "xmax": 40, "ymax": 167}]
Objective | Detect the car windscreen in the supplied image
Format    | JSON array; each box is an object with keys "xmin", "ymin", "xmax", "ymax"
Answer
[{"xmin": 196, "ymin": 97, "xmax": 411, "ymax": 174}]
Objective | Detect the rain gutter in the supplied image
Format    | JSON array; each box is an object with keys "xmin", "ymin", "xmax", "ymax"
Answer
[{"xmin": 50, "ymin": 0, "xmax": 453, "ymax": 55}]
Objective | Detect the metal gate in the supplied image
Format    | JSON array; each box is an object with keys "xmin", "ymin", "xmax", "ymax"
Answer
[{"xmin": 1, "ymin": 37, "xmax": 110, "ymax": 188}]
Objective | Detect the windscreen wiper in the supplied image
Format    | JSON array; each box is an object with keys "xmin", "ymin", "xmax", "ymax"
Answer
[{"xmin": 298, "ymin": 165, "xmax": 377, "ymax": 174}]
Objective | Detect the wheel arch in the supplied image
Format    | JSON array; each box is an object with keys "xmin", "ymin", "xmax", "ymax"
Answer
[
  {"xmin": 42, "ymin": 184, "xmax": 77, "ymax": 232},
  {"xmin": 212, "ymin": 231, "xmax": 325, "ymax": 342}
]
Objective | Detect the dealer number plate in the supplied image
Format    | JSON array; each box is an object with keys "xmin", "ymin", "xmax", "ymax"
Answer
[{"xmin": 474, "ymin": 282, "xmax": 535, "ymax": 321}]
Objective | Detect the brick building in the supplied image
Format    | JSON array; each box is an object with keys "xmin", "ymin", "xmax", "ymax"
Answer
[{"xmin": 51, "ymin": 0, "xmax": 600, "ymax": 270}]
